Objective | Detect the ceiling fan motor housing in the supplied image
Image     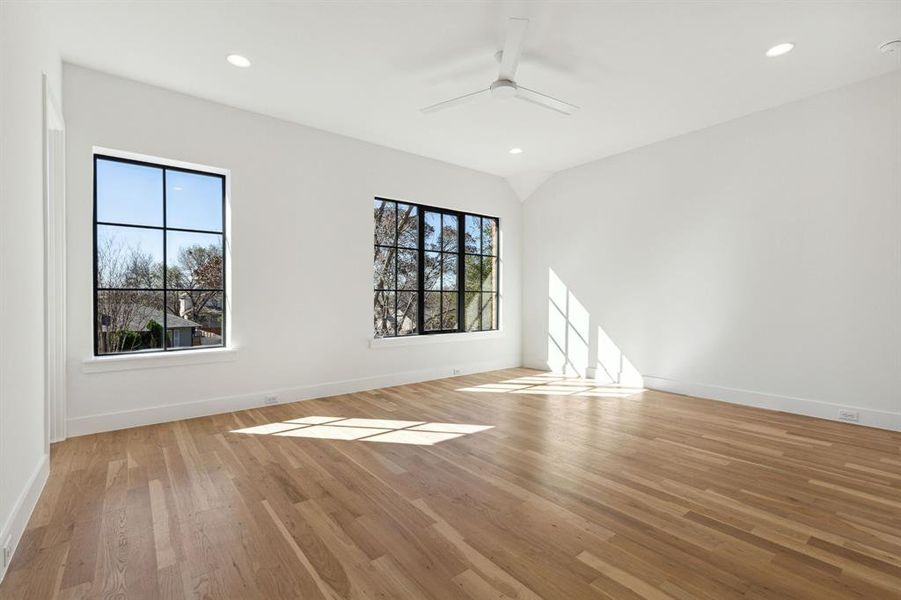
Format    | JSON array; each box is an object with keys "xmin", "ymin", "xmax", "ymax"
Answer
[
  {"xmin": 420, "ymin": 18, "xmax": 578, "ymax": 115},
  {"xmin": 490, "ymin": 79, "xmax": 518, "ymax": 99}
]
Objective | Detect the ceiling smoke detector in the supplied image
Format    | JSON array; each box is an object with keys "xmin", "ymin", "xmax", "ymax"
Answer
[{"xmin": 879, "ymin": 40, "xmax": 901, "ymax": 55}]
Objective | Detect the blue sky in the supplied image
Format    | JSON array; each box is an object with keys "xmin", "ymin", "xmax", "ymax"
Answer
[
  {"xmin": 96, "ymin": 158, "xmax": 223, "ymax": 268},
  {"xmin": 97, "ymin": 158, "xmax": 222, "ymax": 231}
]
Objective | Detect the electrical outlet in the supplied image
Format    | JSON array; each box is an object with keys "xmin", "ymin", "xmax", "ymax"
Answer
[
  {"xmin": 264, "ymin": 395, "xmax": 278, "ymax": 405},
  {"xmin": 3, "ymin": 535, "xmax": 11, "ymax": 568},
  {"xmin": 838, "ymin": 409, "xmax": 860, "ymax": 423},
  {"xmin": 453, "ymin": 368, "xmax": 463, "ymax": 375}
]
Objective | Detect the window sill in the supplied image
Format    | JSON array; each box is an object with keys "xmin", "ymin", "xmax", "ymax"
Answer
[
  {"xmin": 82, "ymin": 347, "xmax": 238, "ymax": 374},
  {"xmin": 369, "ymin": 330, "xmax": 503, "ymax": 349}
]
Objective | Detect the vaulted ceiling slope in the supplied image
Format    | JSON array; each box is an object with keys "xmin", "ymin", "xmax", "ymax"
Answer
[{"xmin": 40, "ymin": 1, "xmax": 900, "ymax": 194}]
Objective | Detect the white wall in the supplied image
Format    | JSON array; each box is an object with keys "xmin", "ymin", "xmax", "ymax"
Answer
[
  {"xmin": 0, "ymin": 1, "xmax": 60, "ymax": 580},
  {"xmin": 523, "ymin": 71, "xmax": 901, "ymax": 430},
  {"xmin": 64, "ymin": 65, "xmax": 522, "ymax": 436}
]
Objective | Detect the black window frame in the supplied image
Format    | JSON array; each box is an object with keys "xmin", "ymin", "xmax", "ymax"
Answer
[
  {"xmin": 461, "ymin": 212, "xmax": 500, "ymax": 333},
  {"xmin": 93, "ymin": 153, "xmax": 227, "ymax": 356},
  {"xmin": 373, "ymin": 196, "xmax": 500, "ymax": 338}
]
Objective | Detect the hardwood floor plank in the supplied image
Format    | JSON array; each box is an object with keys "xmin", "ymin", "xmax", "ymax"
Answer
[
  {"xmin": 2, "ymin": 368, "xmax": 900, "ymax": 599},
  {"xmin": 260, "ymin": 499, "xmax": 338, "ymax": 600}
]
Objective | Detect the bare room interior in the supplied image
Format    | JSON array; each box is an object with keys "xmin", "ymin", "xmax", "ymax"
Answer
[{"xmin": 1, "ymin": 1, "xmax": 900, "ymax": 599}]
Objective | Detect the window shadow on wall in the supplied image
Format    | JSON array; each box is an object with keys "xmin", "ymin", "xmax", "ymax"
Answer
[{"xmin": 547, "ymin": 268, "xmax": 643, "ymax": 386}]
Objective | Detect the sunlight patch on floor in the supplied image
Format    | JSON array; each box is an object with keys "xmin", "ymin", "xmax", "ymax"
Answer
[
  {"xmin": 365, "ymin": 430, "xmax": 463, "ymax": 445},
  {"xmin": 409, "ymin": 422, "xmax": 492, "ymax": 434},
  {"xmin": 457, "ymin": 372, "xmax": 645, "ymax": 398},
  {"xmin": 277, "ymin": 425, "xmax": 390, "ymax": 440},
  {"xmin": 231, "ymin": 416, "xmax": 493, "ymax": 445}
]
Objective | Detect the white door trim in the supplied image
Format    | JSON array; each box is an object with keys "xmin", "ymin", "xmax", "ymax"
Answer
[{"xmin": 43, "ymin": 74, "xmax": 67, "ymax": 444}]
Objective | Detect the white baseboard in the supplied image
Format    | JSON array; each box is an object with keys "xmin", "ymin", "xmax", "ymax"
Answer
[
  {"xmin": 67, "ymin": 357, "xmax": 521, "ymax": 437},
  {"xmin": 521, "ymin": 357, "xmax": 548, "ymax": 371},
  {"xmin": 0, "ymin": 453, "xmax": 49, "ymax": 583},
  {"xmin": 643, "ymin": 375, "xmax": 901, "ymax": 432},
  {"xmin": 520, "ymin": 359, "xmax": 900, "ymax": 432}
]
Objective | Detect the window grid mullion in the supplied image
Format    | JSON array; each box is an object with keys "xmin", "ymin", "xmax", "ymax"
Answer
[
  {"xmin": 96, "ymin": 287, "xmax": 224, "ymax": 293},
  {"xmin": 162, "ymin": 168, "xmax": 168, "ymax": 350},
  {"xmin": 439, "ymin": 225, "xmax": 444, "ymax": 329},
  {"xmin": 393, "ymin": 203, "xmax": 398, "ymax": 336},
  {"xmin": 417, "ymin": 208, "xmax": 425, "ymax": 335},
  {"xmin": 93, "ymin": 156, "xmax": 99, "ymax": 354},
  {"xmin": 95, "ymin": 221, "xmax": 223, "ymax": 236},
  {"xmin": 480, "ymin": 217, "xmax": 485, "ymax": 330},
  {"xmin": 494, "ymin": 217, "xmax": 499, "ymax": 329},
  {"xmin": 221, "ymin": 171, "xmax": 227, "ymax": 349},
  {"xmin": 457, "ymin": 213, "xmax": 464, "ymax": 333}
]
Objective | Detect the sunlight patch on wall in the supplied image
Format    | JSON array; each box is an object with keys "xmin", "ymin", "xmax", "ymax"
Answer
[
  {"xmin": 596, "ymin": 326, "xmax": 643, "ymax": 386},
  {"xmin": 231, "ymin": 416, "xmax": 492, "ymax": 445},
  {"xmin": 547, "ymin": 267, "xmax": 642, "ymax": 386},
  {"xmin": 547, "ymin": 268, "xmax": 589, "ymax": 376}
]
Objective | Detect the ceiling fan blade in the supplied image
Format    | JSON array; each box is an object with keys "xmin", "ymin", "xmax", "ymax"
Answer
[
  {"xmin": 515, "ymin": 86, "xmax": 579, "ymax": 115},
  {"xmin": 498, "ymin": 17, "xmax": 529, "ymax": 81},
  {"xmin": 420, "ymin": 89, "xmax": 490, "ymax": 114}
]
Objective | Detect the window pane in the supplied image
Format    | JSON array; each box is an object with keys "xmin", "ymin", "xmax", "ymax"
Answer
[
  {"xmin": 396, "ymin": 292, "xmax": 418, "ymax": 336},
  {"xmin": 370, "ymin": 198, "xmax": 497, "ymax": 340},
  {"xmin": 442, "ymin": 254, "xmax": 458, "ymax": 291},
  {"xmin": 464, "ymin": 254, "xmax": 481, "ymax": 291},
  {"xmin": 424, "ymin": 291, "xmax": 441, "ymax": 331},
  {"xmin": 424, "ymin": 211, "xmax": 441, "ymax": 250},
  {"xmin": 374, "ymin": 246, "xmax": 395, "ymax": 290},
  {"xmin": 166, "ymin": 291, "xmax": 223, "ymax": 348},
  {"xmin": 166, "ymin": 170, "xmax": 223, "ymax": 231},
  {"xmin": 397, "ymin": 204, "xmax": 418, "ymax": 248},
  {"xmin": 481, "ymin": 293, "xmax": 497, "ymax": 331},
  {"xmin": 464, "ymin": 291, "xmax": 480, "ymax": 331},
  {"xmin": 442, "ymin": 214, "xmax": 458, "ymax": 252},
  {"xmin": 96, "ymin": 290, "xmax": 165, "ymax": 354},
  {"xmin": 374, "ymin": 290, "xmax": 395, "ymax": 337},
  {"xmin": 374, "ymin": 200, "xmax": 396, "ymax": 246},
  {"xmin": 464, "ymin": 215, "xmax": 481, "ymax": 253},
  {"xmin": 481, "ymin": 257, "xmax": 497, "ymax": 293},
  {"xmin": 96, "ymin": 159, "xmax": 163, "ymax": 227},
  {"xmin": 167, "ymin": 231, "xmax": 223, "ymax": 289},
  {"xmin": 482, "ymin": 218, "xmax": 498, "ymax": 255},
  {"xmin": 397, "ymin": 249, "xmax": 417, "ymax": 291},
  {"xmin": 442, "ymin": 292, "xmax": 458, "ymax": 330},
  {"xmin": 97, "ymin": 225, "xmax": 163, "ymax": 288},
  {"xmin": 424, "ymin": 251, "xmax": 441, "ymax": 290}
]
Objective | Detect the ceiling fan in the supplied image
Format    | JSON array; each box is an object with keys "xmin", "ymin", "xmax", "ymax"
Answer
[{"xmin": 420, "ymin": 17, "xmax": 579, "ymax": 116}]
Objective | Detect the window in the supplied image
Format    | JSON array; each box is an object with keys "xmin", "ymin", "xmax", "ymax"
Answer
[
  {"xmin": 373, "ymin": 198, "xmax": 499, "ymax": 338},
  {"xmin": 94, "ymin": 154, "xmax": 226, "ymax": 355},
  {"xmin": 463, "ymin": 214, "xmax": 498, "ymax": 332}
]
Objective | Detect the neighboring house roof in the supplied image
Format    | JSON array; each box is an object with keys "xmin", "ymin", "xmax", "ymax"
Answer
[{"xmin": 103, "ymin": 304, "xmax": 199, "ymax": 331}]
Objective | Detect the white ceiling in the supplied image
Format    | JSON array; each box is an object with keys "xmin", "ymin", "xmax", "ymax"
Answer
[{"xmin": 42, "ymin": 1, "xmax": 901, "ymax": 192}]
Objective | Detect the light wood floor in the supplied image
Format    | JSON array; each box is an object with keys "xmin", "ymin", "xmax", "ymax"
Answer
[{"xmin": 2, "ymin": 368, "xmax": 900, "ymax": 600}]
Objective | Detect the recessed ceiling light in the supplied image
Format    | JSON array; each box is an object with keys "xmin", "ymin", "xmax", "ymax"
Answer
[
  {"xmin": 509, "ymin": 147, "xmax": 523, "ymax": 155},
  {"xmin": 766, "ymin": 43, "xmax": 794, "ymax": 58},
  {"xmin": 226, "ymin": 54, "xmax": 251, "ymax": 68}
]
